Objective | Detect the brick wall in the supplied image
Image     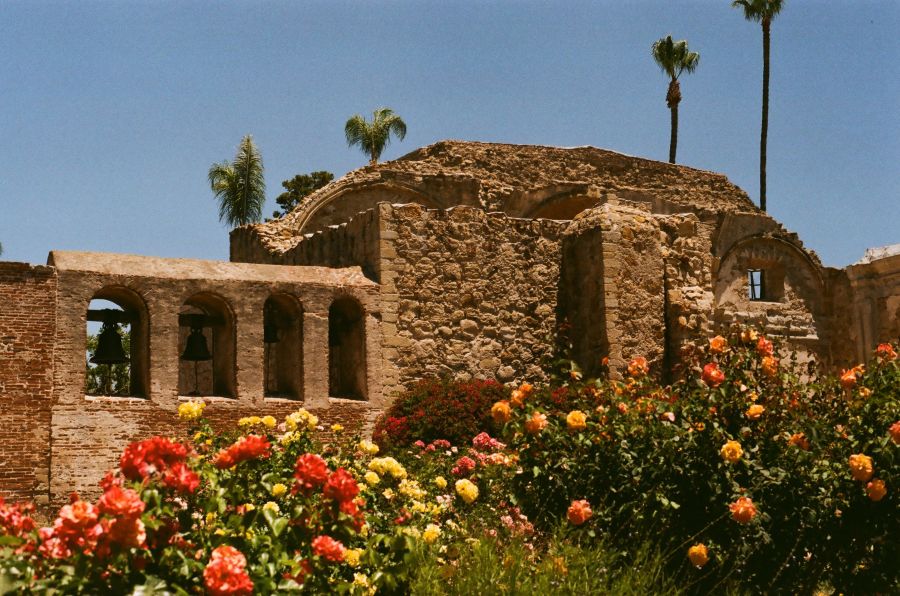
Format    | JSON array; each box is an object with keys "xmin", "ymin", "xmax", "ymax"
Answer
[{"xmin": 0, "ymin": 262, "xmax": 56, "ymax": 505}]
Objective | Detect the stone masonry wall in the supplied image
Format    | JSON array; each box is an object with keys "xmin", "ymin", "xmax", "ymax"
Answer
[
  {"xmin": 0, "ymin": 263, "xmax": 56, "ymax": 505},
  {"xmin": 560, "ymin": 203, "xmax": 666, "ymax": 379},
  {"xmin": 379, "ymin": 204, "xmax": 565, "ymax": 387}
]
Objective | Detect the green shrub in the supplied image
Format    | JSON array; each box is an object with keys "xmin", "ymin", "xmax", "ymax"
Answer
[{"xmin": 373, "ymin": 378, "xmax": 508, "ymax": 449}]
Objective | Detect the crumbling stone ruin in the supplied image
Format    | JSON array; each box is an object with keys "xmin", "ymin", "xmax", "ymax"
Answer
[{"xmin": 2, "ymin": 140, "xmax": 897, "ymax": 505}]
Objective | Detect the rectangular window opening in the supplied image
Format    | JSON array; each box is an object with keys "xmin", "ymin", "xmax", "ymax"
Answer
[{"xmin": 748, "ymin": 269, "xmax": 766, "ymax": 301}]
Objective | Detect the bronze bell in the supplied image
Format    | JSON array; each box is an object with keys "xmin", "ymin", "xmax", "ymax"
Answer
[
  {"xmin": 91, "ymin": 321, "xmax": 129, "ymax": 364},
  {"xmin": 181, "ymin": 326, "xmax": 212, "ymax": 361}
]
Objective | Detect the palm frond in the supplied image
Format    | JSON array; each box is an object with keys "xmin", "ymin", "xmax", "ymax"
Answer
[
  {"xmin": 732, "ymin": 0, "xmax": 784, "ymax": 22},
  {"xmin": 208, "ymin": 135, "xmax": 265, "ymax": 228},
  {"xmin": 345, "ymin": 107, "xmax": 407, "ymax": 164},
  {"xmin": 651, "ymin": 35, "xmax": 699, "ymax": 80}
]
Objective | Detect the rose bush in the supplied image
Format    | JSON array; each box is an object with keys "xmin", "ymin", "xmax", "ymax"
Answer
[{"xmin": 501, "ymin": 334, "xmax": 899, "ymax": 593}]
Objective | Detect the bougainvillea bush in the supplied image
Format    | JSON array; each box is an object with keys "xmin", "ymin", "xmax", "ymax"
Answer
[
  {"xmin": 499, "ymin": 335, "xmax": 899, "ymax": 593},
  {"xmin": 372, "ymin": 378, "xmax": 507, "ymax": 449}
]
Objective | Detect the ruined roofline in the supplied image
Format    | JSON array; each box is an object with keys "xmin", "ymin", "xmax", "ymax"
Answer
[
  {"xmin": 393, "ymin": 139, "xmax": 747, "ymax": 180},
  {"xmin": 48, "ymin": 250, "xmax": 375, "ymax": 286},
  {"xmin": 242, "ymin": 139, "xmax": 759, "ymax": 255}
]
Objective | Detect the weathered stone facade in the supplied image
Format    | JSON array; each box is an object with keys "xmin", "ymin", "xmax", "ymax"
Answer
[{"xmin": 1, "ymin": 140, "xmax": 897, "ymax": 505}]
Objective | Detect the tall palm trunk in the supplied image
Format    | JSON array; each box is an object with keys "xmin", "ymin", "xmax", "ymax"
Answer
[
  {"xmin": 760, "ymin": 17, "xmax": 770, "ymax": 211},
  {"xmin": 666, "ymin": 78, "xmax": 682, "ymax": 164}
]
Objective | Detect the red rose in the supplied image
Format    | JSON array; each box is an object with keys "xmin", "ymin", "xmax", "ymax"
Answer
[
  {"xmin": 323, "ymin": 468, "xmax": 359, "ymax": 504},
  {"xmin": 701, "ymin": 363, "xmax": 725, "ymax": 388},
  {"xmin": 311, "ymin": 535, "xmax": 345, "ymax": 563},
  {"xmin": 162, "ymin": 462, "xmax": 201, "ymax": 494},
  {"xmin": 293, "ymin": 453, "xmax": 329, "ymax": 493},
  {"xmin": 756, "ymin": 337, "xmax": 774, "ymax": 357},
  {"xmin": 98, "ymin": 485, "xmax": 145, "ymax": 519},
  {"xmin": 120, "ymin": 437, "xmax": 190, "ymax": 480},
  {"xmin": 214, "ymin": 435, "xmax": 271, "ymax": 469},
  {"xmin": 204, "ymin": 546, "xmax": 253, "ymax": 596}
]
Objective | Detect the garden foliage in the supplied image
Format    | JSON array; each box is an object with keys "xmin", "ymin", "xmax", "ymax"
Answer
[{"xmin": 0, "ymin": 332, "xmax": 897, "ymax": 594}]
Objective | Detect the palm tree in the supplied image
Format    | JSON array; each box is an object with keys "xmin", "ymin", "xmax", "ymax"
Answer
[
  {"xmin": 651, "ymin": 35, "xmax": 700, "ymax": 164},
  {"xmin": 345, "ymin": 108, "xmax": 407, "ymax": 165},
  {"xmin": 208, "ymin": 135, "xmax": 266, "ymax": 227},
  {"xmin": 732, "ymin": 0, "xmax": 785, "ymax": 212}
]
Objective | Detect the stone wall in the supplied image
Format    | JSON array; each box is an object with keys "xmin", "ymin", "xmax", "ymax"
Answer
[
  {"xmin": 560, "ymin": 203, "xmax": 666, "ymax": 379},
  {"xmin": 845, "ymin": 249, "xmax": 900, "ymax": 362},
  {"xmin": 235, "ymin": 203, "xmax": 567, "ymax": 392},
  {"xmin": 0, "ymin": 263, "xmax": 56, "ymax": 505},
  {"xmin": 379, "ymin": 204, "xmax": 565, "ymax": 387}
]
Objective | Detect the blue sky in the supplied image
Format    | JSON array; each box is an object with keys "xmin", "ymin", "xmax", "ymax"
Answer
[{"xmin": 1, "ymin": 0, "xmax": 897, "ymax": 268}]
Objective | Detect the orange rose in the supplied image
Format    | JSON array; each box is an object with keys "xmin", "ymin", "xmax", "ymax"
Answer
[
  {"xmin": 491, "ymin": 401, "xmax": 511, "ymax": 424},
  {"xmin": 849, "ymin": 454, "xmax": 874, "ymax": 482},
  {"xmin": 866, "ymin": 479, "xmax": 887, "ymax": 502},
  {"xmin": 890, "ymin": 421, "xmax": 900, "ymax": 445},
  {"xmin": 627, "ymin": 356, "xmax": 649, "ymax": 377},
  {"xmin": 566, "ymin": 499, "xmax": 593, "ymax": 526},
  {"xmin": 510, "ymin": 390, "xmax": 525, "ymax": 408},
  {"xmin": 524, "ymin": 411, "xmax": 548, "ymax": 435},
  {"xmin": 756, "ymin": 337, "xmax": 774, "ymax": 357},
  {"xmin": 702, "ymin": 363, "xmax": 725, "ymax": 388},
  {"xmin": 746, "ymin": 404, "xmax": 765, "ymax": 420},
  {"xmin": 761, "ymin": 356, "xmax": 779, "ymax": 378},
  {"xmin": 687, "ymin": 543, "xmax": 709, "ymax": 568},
  {"xmin": 708, "ymin": 335, "xmax": 728, "ymax": 354},
  {"xmin": 519, "ymin": 382, "xmax": 534, "ymax": 396},
  {"xmin": 874, "ymin": 343, "xmax": 897, "ymax": 360},
  {"xmin": 787, "ymin": 433, "xmax": 809, "ymax": 450},
  {"xmin": 840, "ymin": 365, "xmax": 864, "ymax": 390},
  {"xmin": 729, "ymin": 497, "xmax": 757, "ymax": 524},
  {"xmin": 566, "ymin": 410, "xmax": 587, "ymax": 431},
  {"xmin": 740, "ymin": 328, "xmax": 759, "ymax": 343}
]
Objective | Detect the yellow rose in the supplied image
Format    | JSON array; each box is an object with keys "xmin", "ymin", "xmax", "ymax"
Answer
[
  {"xmin": 331, "ymin": 423, "xmax": 344, "ymax": 432},
  {"xmin": 178, "ymin": 400, "xmax": 205, "ymax": 421},
  {"xmin": 358, "ymin": 440, "xmax": 380, "ymax": 455},
  {"xmin": 434, "ymin": 476, "xmax": 448, "ymax": 490},
  {"xmin": 688, "ymin": 543, "xmax": 709, "ymax": 568},
  {"xmin": 720, "ymin": 440, "xmax": 743, "ymax": 464},
  {"xmin": 422, "ymin": 524, "xmax": 441, "ymax": 544},
  {"xmin": 344, "ymin": 548, "xmax": 363, "ymax": 567},
  {"xmin": 566, "ymin": 410, "xmax": 588, "ymax": 431},
  {"xmin": 455, "ymin": 479, "xmax": 479, "ymax": 504},
  {"xmin": 261, "ymin": 415, "xmax": 277, "ymax": 429},
  {"xmin": 271, "ymin": 483, "xmax": 288, "ymax": 497},
  {"xmin": 364, "ymin": 471, "xmax": 380, "ymax": 486}
]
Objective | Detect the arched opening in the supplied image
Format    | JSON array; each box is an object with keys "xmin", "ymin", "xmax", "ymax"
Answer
[
  {"xmin": 85, "ymin": 287, "xmax": 148, "ymax": 398},
  {"xmin": 328, "ymin": 296, "xmax": 367, "ymax": 400},
  {"xmin": 263, "ymin": 294, "xmax": 303, "ymax": 399},
  {"xmin": 178, "ymin": 293, "xmax": 235, "ymax": 398}
]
